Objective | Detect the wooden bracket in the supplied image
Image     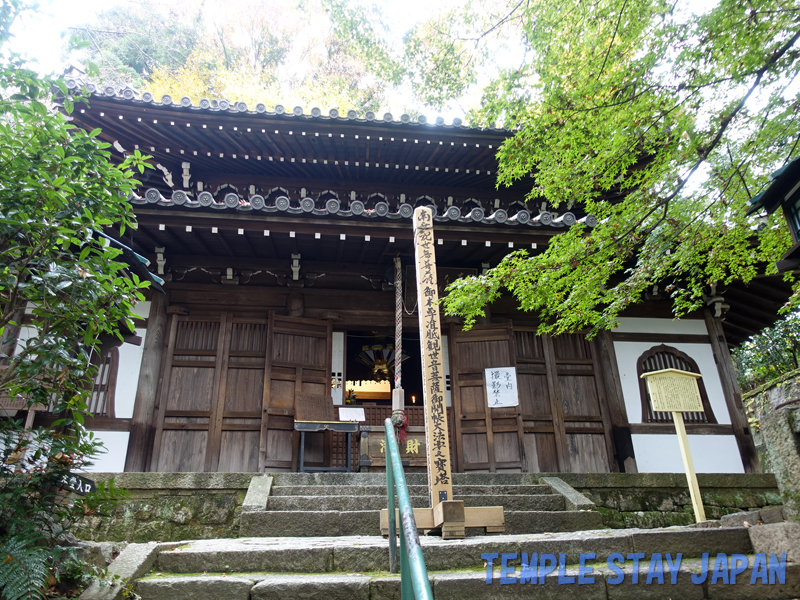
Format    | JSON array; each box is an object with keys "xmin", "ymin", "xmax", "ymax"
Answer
[
  {"xmin": 434, "ymin": 500, "xmax": 465, "ymax": 539},
  {"xmin": 381, "ymin": 505, "xmax": 504, "ymax": 539}
]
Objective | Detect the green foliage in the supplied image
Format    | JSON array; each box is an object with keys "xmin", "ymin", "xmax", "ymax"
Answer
[
  {"xmin": 334, "ymin": 0, "xmax": 800, "ymax": 334},
  {"xmin": 0, "ymin": 536, "xmax": 48, "ymax": 600},
  {"xmin": 67, "ymin": 0, "xmax": 204, "ymax": 88},
  {"xmin": 733, "ymin": 312, "xmax": 800, "ymax": 391},
  {"xmin": 0, "ymin": 1, "xmax": 143, "ymax": 596},
  {"xmin": 0, "ymin": 6, "xmax": 152, "ymax": 409},
  {"xmin": 67, "ymin": 0, "xmax": 389, "ymax": 114}
]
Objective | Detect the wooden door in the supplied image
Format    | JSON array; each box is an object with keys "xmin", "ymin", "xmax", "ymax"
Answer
[
  {"xmin": 515, "ymin": 329, "xmax": 615, "ymax": 473},
  {"xmin": 150, "ymin": 314, "xmax": 229, "ymax": 472},
  {"xmin": 149, "ymin": 312, "xmax": 332, "ymax": 473},
  {"xmin": 259, "ymin": 313, "xmax": 332, "ymax": 471},
  {"xmin": 215, "ymin": 318, "xmax": 269, "ymax": 472},
  {"xmin": 448, "ymin": 323, "xmax": 525, "ymax": 472}
]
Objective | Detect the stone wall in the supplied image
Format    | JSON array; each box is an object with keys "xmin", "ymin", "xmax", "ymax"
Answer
[
  {"xmin": 742, "ymin": 368, "xmax": 800, "ymax": 471},
  {"xmin": 74, "ymin": 472, "xmax": 781, "ymax": 541},
  {"xmin": 742, "ymin": 372, "xmax": 800, "ymax": 518},
  {"xmin": 551, "ymin": 472, "xmax": 782, "ymax": 529},
  {"xmin": 75, "ymin": 473, "xmax": 252, "ymax": 543}
]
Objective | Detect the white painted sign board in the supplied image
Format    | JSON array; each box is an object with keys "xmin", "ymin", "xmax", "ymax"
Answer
[
  {"xmin": 338, "ymin": 407, "xmax": 365, "ymax": 422},
  {"xmin": 484, "ymin": 367, "xmax": 519, "ymax": 408}
]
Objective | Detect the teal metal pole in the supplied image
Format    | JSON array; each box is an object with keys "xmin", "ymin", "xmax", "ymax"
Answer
[
  {"xmin": 400, "ymin": 521, "xmax": 413, "ymax": 599},
  {"xmin": 386, "ymin": 427, "xmax": 397, "ymax": 574},
  {"xmin": 384, "ymin": 418, "xmax": 433, "ymax": 600}
]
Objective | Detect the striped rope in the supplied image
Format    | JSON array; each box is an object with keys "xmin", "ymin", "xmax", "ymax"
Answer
[{"xmin": 394, "ymin": 256, "xmax": 402, "ymax": 390}]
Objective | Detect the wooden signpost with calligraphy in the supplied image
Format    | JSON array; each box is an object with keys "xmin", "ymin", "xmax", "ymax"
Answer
[
  {"xmin": 378, "ymin": 206, "xmax": 504, "ymax": 539},
  {"xmin": 640, "ymin": 368, "xmax": 707, "ymax": 523},
  {"xmin": 413, "ymin": 207, "xmax": 454, "ymax": 508}
]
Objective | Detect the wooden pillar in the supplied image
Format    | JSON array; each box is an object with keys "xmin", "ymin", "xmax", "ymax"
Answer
[
  {"xmin": 124, "ymin": 291, "xmax": 168, "ymax": 472},
  {"xmin": 595, "ymin": 330, "xmax": 638, "ymax": 473},
  {"xmin": 703, "ymin": 310, "xmax": 760, "ymax": 473}
]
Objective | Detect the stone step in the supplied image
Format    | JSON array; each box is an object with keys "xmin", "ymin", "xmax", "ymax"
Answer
[
  {"xmin": 240, "ymin": 508, "xmax": 603, "ymax": 537},
  {"xmin": 269, "ymin": 483, "xmax": 554, "ymax": 497},
  {"xmin": 270, "ymin": 472, "xmax": 546, "ymax": 487},
  {"xmin": 266, "ymin": 493, "xmax": 565, "ymax": 512},
  {"xmin": 136, "ymin": 554, "xmax": 800, "ymax": 600},
  {"xmin": 154, "ymin": 527, "xmax": 753, "ymax": 575}
]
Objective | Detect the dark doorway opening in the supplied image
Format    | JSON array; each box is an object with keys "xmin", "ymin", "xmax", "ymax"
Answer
[{"xmin": 345, "ymin": 330, "xmax": 423, "ymax": 407}]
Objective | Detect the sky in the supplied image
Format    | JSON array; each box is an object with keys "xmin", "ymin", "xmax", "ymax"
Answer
[{"xmin": 7, "ymin": 0, "xmax": 114, "ymax": 74}]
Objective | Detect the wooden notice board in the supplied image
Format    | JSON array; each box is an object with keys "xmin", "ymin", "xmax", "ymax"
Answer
[
  {"xmin": 643, "ymin": 368, "xmax": 703, "ymax": 413},
  {"xmin": 641, "ymin": 367, "xmax": 706, "ymax": 522}
]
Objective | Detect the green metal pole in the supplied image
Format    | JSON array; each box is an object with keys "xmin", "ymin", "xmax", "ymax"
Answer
[
  {"xmin": 386, "ymin": 427, "xmax": 397, "ymax": 574},
  {"xmin": 384, "ymin": 418, "xmax": 433, "ymax": 600},
  {"xmin": 400, "ymin": 521, "xmax": 413, "ymax": 599}
]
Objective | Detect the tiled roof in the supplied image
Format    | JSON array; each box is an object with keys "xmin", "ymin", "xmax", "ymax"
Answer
[{"xmin": 130, "ymin": 186, "xmax": 596, "ymax": 228}]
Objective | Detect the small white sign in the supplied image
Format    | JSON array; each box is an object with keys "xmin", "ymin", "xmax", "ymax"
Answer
[
  {"xmin": 484, "ymin": 366, "xmax": 519, "ymax": 408},
  {"xmin": 338, "ymin": 407, "xmax": 366, "ymax": 422}
]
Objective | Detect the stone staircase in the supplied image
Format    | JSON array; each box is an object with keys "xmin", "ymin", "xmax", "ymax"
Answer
[
  {"xmin": 90, "ymin": 523, "xmax": 799, "ymax": 599},
  {"xmin": 239, "ymin": 472, "xmax": 603, "ymax": 538},
  {"xmin": 79, "ymin": 470, "xmax": 800, "ymax": 599}
]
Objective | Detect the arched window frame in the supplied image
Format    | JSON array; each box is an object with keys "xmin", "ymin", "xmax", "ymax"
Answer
[{"xmin": 637, "ymin": 344, "xmax": 717, "ymax": 424}]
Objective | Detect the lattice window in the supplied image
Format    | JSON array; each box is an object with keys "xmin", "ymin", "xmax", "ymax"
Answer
[
  {"xmin": 88, "ymin": 347, "xmax": 119, "ymax": 418},
  {"xmin": 638, "ymin": 344, "xmax": 717, "ymax": 424}
]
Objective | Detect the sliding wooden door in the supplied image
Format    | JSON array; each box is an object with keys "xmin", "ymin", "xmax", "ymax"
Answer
[
  {"xmin": 515, "ymin": 329, "xmax": 616, "ymax": 473},
  {"xmin": 149, "ymin": 312, "xmax": 331, "ymax": 472},
  {"xmin": 259, "ymin": 314, "xmax": 332, "ymax": 471},
  {"xmin": 448, "ymin": 323, "xmax": 525, "ymax": 472}
]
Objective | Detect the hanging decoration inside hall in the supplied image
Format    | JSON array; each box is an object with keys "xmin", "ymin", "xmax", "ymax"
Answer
[{"xmin": 357, "ymin": 344, "xmax": 409, "ymax": 382}]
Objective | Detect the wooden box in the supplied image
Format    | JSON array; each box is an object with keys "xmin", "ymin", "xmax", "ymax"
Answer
[{"xmin": 359, "ymin": 425, "xmax": 427, "ymax": 472}]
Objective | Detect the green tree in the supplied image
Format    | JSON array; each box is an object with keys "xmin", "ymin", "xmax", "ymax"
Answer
[
  {"xmin": 67, "ymin": 0, "xmax": 388, "ymax": 114},
  {"xmin": 334, "ymin": 0, "xmax": 800, "ymax": 333},
  {"xmin": 1, "ymin": 1, "xmax": 148, "ymax": 595},
  {"xmin": 733, "ymin": 312, "xmax": 800, "ymax": 391},
  {"xmin": 66, "ymin": 0, "xmax": 204, "ymax": 88}
]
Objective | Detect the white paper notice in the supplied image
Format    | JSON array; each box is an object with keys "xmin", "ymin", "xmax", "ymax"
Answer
[
  {"xmin": 338, "ymin": 407, "xmax": 366, "ymax": 422},
  {"xmin": 484, "ymin": 366, "xmax": 519, "ymax": 408}
]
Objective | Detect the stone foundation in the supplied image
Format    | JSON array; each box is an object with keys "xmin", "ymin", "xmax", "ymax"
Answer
[
  {"xmin": 75, "ymin": 472, "xmax": 781, "ymax": 541},
  {"xmin": 555, "ymin": 472, "xmax": 782, "ymax": 529},
  {"xmin": 75, "ymin": 473, "xmax": 252, "ymax": 542},
  {"xmin": 743, "ymin": 373, "xmax": 800, "ymax": 518}
]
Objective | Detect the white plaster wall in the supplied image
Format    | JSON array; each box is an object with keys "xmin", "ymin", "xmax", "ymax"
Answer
[
  {"xmin": 612, "ymin": 317, "xmax": 742, "ymax": 473},
  {"xmin": 632, "ymin": 434, "xmax": 744, "ymax": 473},
  {"xmin": 6, "ymin": 303, "xmax": 151, "ymax": 473},
  {"xmin": 614, "ymin": 340, "xmax": 730, "ymax": 425},
  {"xmin": 81, "ymin": 431, "xmax": 130, "ymax": 473},
  {"xmin": 331, "ymin": 331, "xmax": 344, "ymax": 405},
  {"xmin": 114, "ymin": 327, "xmax": 146, "ymax": 419},
  {"xmin": 14, "ymin": 325, "xmax": 37, "ymax": 349},
  {"xmin": 105, "ymin": 300, "xmax": 151, "ymax": 419},
  {"xmin": 614, "ymin": 317, "xmax": 707, "ymax": 335}
]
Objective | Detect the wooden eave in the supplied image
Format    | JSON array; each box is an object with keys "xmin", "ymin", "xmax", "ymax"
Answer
[{"xmin": 69, "ymin": 95, "xmax": 522, "ymax": 198}]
